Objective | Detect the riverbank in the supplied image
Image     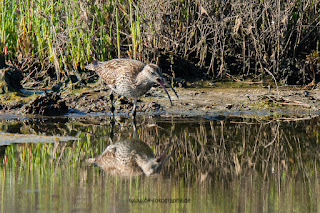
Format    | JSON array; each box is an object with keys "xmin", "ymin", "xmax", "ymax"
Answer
[{"xmin": 1, "ymin": 82, "xmax": 319, "ymax": 118}]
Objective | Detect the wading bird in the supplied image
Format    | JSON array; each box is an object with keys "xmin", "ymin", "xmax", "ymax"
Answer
[
  {"xmin": 87, "ymin": 139, "xmax": 172, "ymax": 176},
  {"xmin": 85, "ymin": 59, "xmax": 178, "ymax": 118}
]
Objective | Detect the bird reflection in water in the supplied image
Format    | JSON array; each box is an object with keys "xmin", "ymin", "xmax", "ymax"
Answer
[{"xmin": 87, "ymin": 138, "xmax": 173, "ymax": 176}]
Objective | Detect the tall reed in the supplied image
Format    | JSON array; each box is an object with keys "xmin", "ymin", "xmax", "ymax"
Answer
[{"xmin": 0, "ymin": 0, "xmax": 319, "ymax": 85}]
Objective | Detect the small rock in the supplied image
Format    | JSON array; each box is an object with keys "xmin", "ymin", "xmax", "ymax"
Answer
[
  {"xmin": 303, "ymin": 91, "xmax": 310, "ymax": 97},
  {"xmin": 226, "ymin": 104, "xmax": 233, "ymax": 109},
  {"xmin": 175, "ymin": 77, "xmax": 187, "ymax": 88},
  {"xmin": 142, "ymin": 102, "xmax": 161, "ymax": 111}
]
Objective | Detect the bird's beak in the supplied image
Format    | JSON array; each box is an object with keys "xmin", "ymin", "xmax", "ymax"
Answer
[
  {"xmin": 163, "ymin": 78, "xmax": 179, "ymax": 99},
  {"xmin": 157, "ymin": 78, "xmax": 179, "ymax": 106},
  {"xmin": 155, "ymin": 138, "xmax": 175, "ymax": 173}
]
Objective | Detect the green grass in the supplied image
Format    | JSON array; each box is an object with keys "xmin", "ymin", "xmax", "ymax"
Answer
[
  {"xmin": 0, "ymin": 0, "xmax": 320, "ymax": 86},
  {"xmin": 0, "ymin": 0, "xmax": 115, "ymax": 78}
]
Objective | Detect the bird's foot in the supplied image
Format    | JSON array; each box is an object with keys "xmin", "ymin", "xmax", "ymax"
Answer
[
  {"xmin": 110, "ymin": 105, "xmax": 115, "ymax": 114},
  {"xmin": 109, "ymin": 93, "xmax": 114, "ymax": 102},
  {"xmin": 129, "ymin": 110, "xmax": 136, "ymax": 119},
  {"xmin": 110, "ymin": 105, "xmax": 116, "ymax": 118}
]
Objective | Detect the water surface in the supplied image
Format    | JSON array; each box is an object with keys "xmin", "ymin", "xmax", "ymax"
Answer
[{"xmin": 0, "ymin": 114, "xmax": 319, "ymax": 212}]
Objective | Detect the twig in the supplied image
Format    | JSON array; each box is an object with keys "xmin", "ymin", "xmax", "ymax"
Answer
[
  {"xmin": 264, "ymin": 68, "xmax": 280, "ymax": 97},
  {"xmin": 225, "ymin": 73, "xmax": 263, "ymax": 84},
  {"xmin": 264, "ymin": 95, "xmax": 311, "ymax": 108}
]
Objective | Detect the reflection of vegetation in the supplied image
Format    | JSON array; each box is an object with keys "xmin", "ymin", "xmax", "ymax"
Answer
[
  {"xmin": 0, "ymin": 116, "xmax": 319, "ymax": 212},
  {"xmin": 149, "ymin": 117, "xmax": 320, "ymax": 182},
  {"xmin": 1, "ymin": 116, "xmax": 320, "ymax": 181}
]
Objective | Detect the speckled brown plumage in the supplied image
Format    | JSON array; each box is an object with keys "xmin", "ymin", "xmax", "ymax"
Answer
[
  {"xmin": 87, "ymin": 139, "xmax": 163, "ymax": 176},
  {"xmin": 85, "ymin": 58, "xmax": 178, "ymax": 117}
]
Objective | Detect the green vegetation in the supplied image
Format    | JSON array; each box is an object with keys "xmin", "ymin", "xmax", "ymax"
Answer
[
  {"xmin": 0, "ymin": 116, "xmax": 319, "ymax": 212},
  {"xmin": 1, "ymin": 116, "xmax": 319, "ymax": 181},
  {"xmin": 0, "ymin": 0, "xmax": 319, "ymax": 85}
]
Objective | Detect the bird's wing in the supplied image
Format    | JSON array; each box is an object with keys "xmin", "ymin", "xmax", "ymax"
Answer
[
  {"xmin": 89, "ymin": 59, "xmax": 146, "ymax": 86},
  {"xmin": 112, "ymin": 59, "xmax": 146, "ymax": 80}
]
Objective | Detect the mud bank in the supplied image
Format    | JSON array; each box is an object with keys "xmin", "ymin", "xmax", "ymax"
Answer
[{"xmin": 0, "ymin": 84, "xmax": 320, "ymax": 118}]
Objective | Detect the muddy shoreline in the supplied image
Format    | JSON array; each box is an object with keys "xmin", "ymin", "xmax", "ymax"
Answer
[{"xmin": 1, "ymin": 82, "xmax": 320, "ymax": 119}]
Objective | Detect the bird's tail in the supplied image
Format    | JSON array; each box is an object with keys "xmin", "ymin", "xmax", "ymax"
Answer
[
  {"xmin": 85, "ymin": 64, "xmax": 95, "ymax": 71},
  {"xmin": 86, "ymin": 158, "xmax": 97, "ymax": 164},
  {"xmin": 85, "ymin": 61, "xmax": 99, "ymax": 71}
]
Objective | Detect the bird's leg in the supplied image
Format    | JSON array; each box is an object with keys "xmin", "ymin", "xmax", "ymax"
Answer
[
  {"xmin": 109, "ymin": 92, "xmax": 115, "ymax": 117},
  {"xmin": 110, "ymin": 118, "xmax": 115, "ymax": 141},
  {"xmin": 130, "ymin": 98, "xmax": 137, "ymax": 118},
  {"xmin": 132, "ymin": 119, "xmax": 137, "ymax": 138}
]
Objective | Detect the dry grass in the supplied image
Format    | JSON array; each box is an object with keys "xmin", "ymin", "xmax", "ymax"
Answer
[{"xmin": 0, "ymin": 0, "xmax": 319, "ymax": 85}]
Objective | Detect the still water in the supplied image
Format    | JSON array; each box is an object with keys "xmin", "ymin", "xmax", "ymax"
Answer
[{"xmin": 0, "ymin": 114, "xmax": 319, "ymax": 212}]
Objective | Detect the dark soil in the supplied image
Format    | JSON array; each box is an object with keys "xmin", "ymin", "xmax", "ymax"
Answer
[
  {"xmin": 0, "ymin": 64, "xmax": 23, "ymax": 94},
  {"xmin": 20, "ymin": 91, "xmax": 69, "ymax": 116},
  {"xmin": 1, "ymin": 82, "xmax": 319, "ymax": 118}
]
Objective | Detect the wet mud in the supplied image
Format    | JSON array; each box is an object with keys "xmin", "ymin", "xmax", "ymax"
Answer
[{"xmin": 0, "ymin": 83, "xmax": 320, "ymax": 117}]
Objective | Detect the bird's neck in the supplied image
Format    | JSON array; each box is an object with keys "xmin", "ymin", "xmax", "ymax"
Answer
[
  {"xmin": 135, "ymin": 71, "xmax": 154, "ymax": 88},
  {"xmin": 136, "ymin": 157, "xmax": 158, "ymax": 176}
]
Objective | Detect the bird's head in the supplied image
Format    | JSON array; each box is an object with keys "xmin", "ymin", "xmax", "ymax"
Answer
[
  {"xmin": 144, "ymin": 64, "xmax": 179, "ymax": 106},
  {"xmin": 144, "ymin": 64, "xmax": 164, "ymax": 84},
  {"xmin": 137, "ymin": 158, "xmax": 163, "ymax": 176},
  {"xmin": 136, "ymin": 137, "xmax": 175, "ymax": 176}
]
